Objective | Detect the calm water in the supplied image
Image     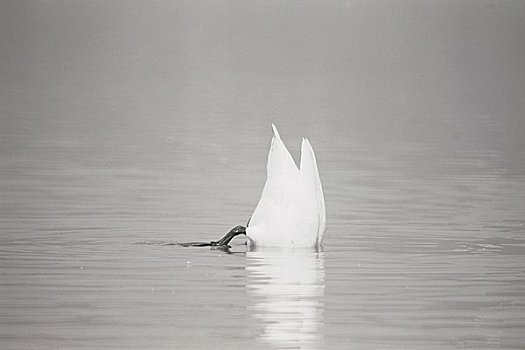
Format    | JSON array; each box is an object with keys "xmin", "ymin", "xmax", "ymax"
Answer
[
  {"xmin": 1, "ymin": 111, "xmax": 524, "ymax": 350},
  {"xmin": 1, "ymin": 2, "xmax": 525, "ymax": 348}
]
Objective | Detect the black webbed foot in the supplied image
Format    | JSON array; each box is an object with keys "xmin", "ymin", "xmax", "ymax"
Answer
[
  {"xmin": 213, "ymin": 225, "xmax": 246, "ymax": 246},
  {"xmin": 179, "ymin": 225, "xmax": 246, "ymax": 248}
]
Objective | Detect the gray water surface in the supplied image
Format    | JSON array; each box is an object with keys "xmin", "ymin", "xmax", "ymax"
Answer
[
  {"xmin": 1, "ymin": 117, "xmax": 524, "ymax": 349},
  {"xmin": 1, "ymin": 1, "xmax": 525, "ymax": 349}
]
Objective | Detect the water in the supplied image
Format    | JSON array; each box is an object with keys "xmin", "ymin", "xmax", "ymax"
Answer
[
  {"xmin": 1, "ymin": 111, "xmax": 524, "ymax": 349},
  {"xmin": 1, "ymin": 1, "xmax": 525, "ymax": 349}
]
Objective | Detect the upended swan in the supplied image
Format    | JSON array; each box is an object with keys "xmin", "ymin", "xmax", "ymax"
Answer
[{"xmin": 210, "ymin": 124, "xmax": 325, "ymax": 248}]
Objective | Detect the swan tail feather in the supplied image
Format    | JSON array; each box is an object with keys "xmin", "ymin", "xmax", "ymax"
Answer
[
  {"xmin": 300, "ymin": 138, "xmax": 326, "ymax": 246},
  {"xmin": 267, "ymin": 124, "xmax": 298, "ymax": 177}
]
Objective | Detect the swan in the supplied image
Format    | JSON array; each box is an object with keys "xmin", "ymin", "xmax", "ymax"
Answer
[
  {"xmin": 199, "ymin": 124, "xmax": 325, "ymax": 249},
  {"xmin": 246, "ymin": 124, "xmax": 326, "ymax": 247}
]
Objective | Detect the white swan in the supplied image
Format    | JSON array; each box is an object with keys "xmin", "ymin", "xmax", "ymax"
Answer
[{"xmin": 246, "ymin": 124, "xmax": 326, "ymax": 248}]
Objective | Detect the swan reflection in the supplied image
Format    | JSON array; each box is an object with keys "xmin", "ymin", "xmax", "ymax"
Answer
[{"xmin": 246, "ymin": 248, "xmax": 325, "ymax": 349}]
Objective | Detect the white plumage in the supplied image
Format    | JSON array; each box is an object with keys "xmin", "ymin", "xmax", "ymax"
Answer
[{"xmin": 246, "ymin": 124, "xmax": 326, "ymax": 247}]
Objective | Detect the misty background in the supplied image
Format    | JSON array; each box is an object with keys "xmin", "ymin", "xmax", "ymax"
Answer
[
  {"xmin": 2, "ymin": 1, "xmax": 524, "ymax": 222},
  {"xmin": 2, "ymin": 1, "xmax": 524, "ymax": 152}
]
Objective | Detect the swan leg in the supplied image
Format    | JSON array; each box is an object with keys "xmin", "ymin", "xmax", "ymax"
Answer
[{"xmin": 211, "ymin": 225, "xmax": 246, "ymax": 246}]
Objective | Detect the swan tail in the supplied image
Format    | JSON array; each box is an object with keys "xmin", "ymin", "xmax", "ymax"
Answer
[
  {"xmin": 249, "ymin": 125, "xmax": 298, "ymax": 235},
  {"xmin": 300, "ymin": 138, "xmax": 326, "ymax": 246},
  {"xmin": 267, "ymin": 124, "xmax": 298, "ymax": 177}
]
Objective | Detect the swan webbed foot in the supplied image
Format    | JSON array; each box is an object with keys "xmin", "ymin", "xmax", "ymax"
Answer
[
  {"xmin": 179, "ymin": 225, "xmax": 246, "ymax": 249},
  {"xmin": 212, "ymin": 225, "xmax": 246, "ymax": 246}
]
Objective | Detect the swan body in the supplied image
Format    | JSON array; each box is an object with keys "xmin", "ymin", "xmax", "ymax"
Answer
[{"xmin": 246, "ymin": 124, "xmax": 326, "ymax": 248}]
